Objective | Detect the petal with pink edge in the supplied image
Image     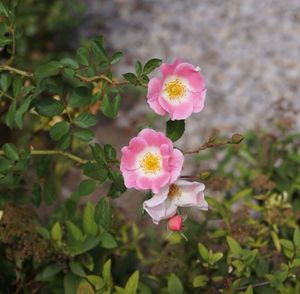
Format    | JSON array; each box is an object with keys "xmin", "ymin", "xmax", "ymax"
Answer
[
  {"xmin": 169, "ymin": 149, "xmax": 184, "ymax": 183},
  {"xmin": 120, "ymin": 147, "xmax": 138, "ymax": 171},
  {"xmin": 122, "ymin": 170, "xmax": 138, "ymax": 189},
  {"xmin": 128, "ymin": 136, "xmax": 148, "ymax": 153},
  {"xmin": 160, "ymin": 58, "xmax": 182, "ymax": 79}
]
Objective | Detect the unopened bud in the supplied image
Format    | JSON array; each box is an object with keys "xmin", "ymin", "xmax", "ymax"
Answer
[
  {"xmin": 168, "ymin": 215, "xmax": 183, "ymax": 231},
  {"xmin": 231, "ymin": 134, "xmax": 244, "ymax": 144}
]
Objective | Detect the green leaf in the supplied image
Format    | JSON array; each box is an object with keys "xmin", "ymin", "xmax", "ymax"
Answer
[
  {"xmin": 104, "ymin": 144, "xmax": 117, "ymax": 162},
  {"xmin": 111, "ymin": 51, "xmax": 123, "ymax": 64},
  {"xmin": 15, "ymin": 95, "xmax": 34, "ymax": 129},
  {"xmin": 211, "ymin": 252, "xmax": 223, "ymax": 264},
  {"xmin": 294, "ymin": 228, "xmax": 300, "ymax": 248},
  {"xmin": 64, "ymin": 273, "xmax": 80, "ymax": 294},
  {"xmin": 57, "ymin": 133, "xmax": 71, "ymax": 150},
  {"xmin": 168, "ymin": 273, "xmax": 183, "ymax": 294},
  {"xmin": 83, "ymin": 202, "xmax": 98, "ymax": 236},
  {"xmin": 0, "ymin": 158, "xmax": 12, "ymax": 172},
  {"xmin": 76, "ymin": 47, "xmax": 89, "ymax": 66},
  {"xmin": 244, "ymin": 285, "xmax": 253, "ymax": 294},
  {"xmin": 102, "ymin": 259, "xmax": 113, "ymax": 290},
  {"xmin": 198, "ymin": 243, "xmax": 209, "ymax": 261},
  {"xmin": 69, "ymin": 86, "xmax": 92, "ymax": 108},
  {"xmin": 95, "ymin": 197, "xmax": 112, "ymax": 230},
  {"xmin": 143, "ymin": 58, "xmax": 162, "ymax": 75},
  {"xmin": 35, "ymin": 264, "xmax": 62, "ymax": 281},
  {"xmin": 0, "ymin": 73, "xmax": 12, "ymax": 91},
  {"xmin": 108, "ymin": 172, "xmax": 126, "ymax": 198},
  {"xmin": 166, "ymin": 120, "xmax": 185, "ymax": 142},
  {"xmin": 135, "ymin": 61, "xmax": 142, "ymax": 76},
  {"xmin": 0, "ymin": 2, "xmax": 9, "ymax": 17},
  {"xmin": 193, "ymin": 275, "xmax": 209, "ymax": 288},
  {"xmin": 226, "ymin": 236, "xmax": 243, "ymax": 256},
  {"xmin": 66, "ymin": 221, "xmax": 84, "ymax": 242},
  {"xmin": 91, "ymin": 38, "xmax": 109, "ymax": 62},
  {"xmin": 100, "ymin": 232, "xmax": 117, "ymax": 249},
  {"xmin": 124, "ymin": 271, "xmax": 139, "ymax": 294},
  {"xmin": 86, "ymin": 275, "xmax": 105, "ymax": 291},
  {"xmin": 35, "ymin": 61, "xmax": 63, "ymax": 81},
  {"xmin": 50, "ymin": 121, "xmax": 70, "ymax": 141},
  {"xmin": 12, "ymin": 76, "xmax": 23, "ymax": 97},
  {"xmin": 122, "ymin": 73, "xmax": 138, "ymax": 85},
  {"xmin": 74, "ymin": 113, "xmax": 97, "ymax": 128},
  {"xmin": 5, "ymin": 101, "xmax": 16, "ymax": 129},
  {"xmin": 60, "ymin": 58, "xmax": 79, "ymax": 69},
  {"xmin": 2, "ymin": 143, "xmax": 19, "ymax": 161},
  {"xmin": 73, "ymin": 128, "xmax": 94, "ymax": 142},
  {"xmin": 90, "ymin": 144, "xmax": 106, "ymax": 164},
  {"xmin": 83, "ymin": 162, "xmax": 108, "ymax": 182},
  {"xmin": 35, "ymin": 97, "xmax": 64, "ymax": 117},
  {"xmin": 101, "ymin": 94, "xmax": 121, "ymax": 119},
  {"xmin": 51, "ymin": 222, "xmax": 62, "ymax": 241},
  {"xmin": 69, "ymin": 261, "xmax": 86, "ymax": 277},
  {"xmin": 78, "ymin": 179, "xmax": 97, "ymax": 197}
]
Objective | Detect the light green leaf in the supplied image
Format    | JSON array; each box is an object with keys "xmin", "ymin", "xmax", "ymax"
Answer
[
  {"xmin": 51, "ymin": 222, "xmax": 62, "ymax": 241},
  {"xmin": 124, "ymin": 271, "xmax": 139, "ymax": 294},
  {"xmin": 69, "ymin": 261, "xmax": 86, "ymax": 277},
  {"xmin": 83, "ymin": 202, "xmax": 98, "ymax": 236},
  {"xmin": 2, "ymin": 143, "xmax": 19, "ymax": 161},
  {"xmin": 226, "ymin": 236, "xmax": 243, "ymax": 256},
  {"xmin": 168, "ymin": 273, "xmax": 183, "ymax": 294}
]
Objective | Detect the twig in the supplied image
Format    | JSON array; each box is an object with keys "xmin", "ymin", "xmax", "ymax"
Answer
[
  {"xmin": 0, "ymin": 65, "xmax": 34, "ymax": 78},
  {"xmin": 0, "ymin": 149, "xmax": 89, "ymax": 165},
  {"xmin": 237, "ymin": 281, "xmax": 270, "ymax": 291}
]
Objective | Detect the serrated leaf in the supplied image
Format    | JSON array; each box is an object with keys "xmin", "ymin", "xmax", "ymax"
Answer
[
  {"xmin": 83, "ymin": 162, "xmax": 108, "ymax": 182},
  {"xmin": 101, "ymin": 94, "xmax": 121, "ymax": 119},
  {"xmin": 35, "ymin": 97, "xmax": 64, "ymax": 118},
  {"xmin": 73, "ymin": 128, "xmax": 94, "ymax": 142},
  {"xmin": 95, "ymin": 197, "xmax": 112, "ymax": 230},
  {"xmin": 74, "ymin": 113, "xmax": 97, "ymax": 128},
  {"xmin": 35, "ymin": 61, "xmax": 63, "ymax": 81},
  {"xmin": 143, "ymin": 58, "xmax": 162, "ymax": 75},
  {"xmin": 69, "ymin": 86, "xmax": 92, "ymax": 108},
  {"xmin": 122, "ymin": 73, "xmax": 138, "ymax": 85},
  {"xmin": 111, "ymin": 51, "xmax": 123, "ymax": 64},
  {"xmin": 90, "ymin": 144, "xmax": 106, "ymax": 164},
  {"xmin": 166, "ymin": 119, "xmax": 185, "ymax": 142},
  {"xmin": 50, "ymin": 121, "xmax": 70, "ymax": 141},
  {"xmin": 135, "ymin": 61, "xmax": 142, "ymax": 76}
]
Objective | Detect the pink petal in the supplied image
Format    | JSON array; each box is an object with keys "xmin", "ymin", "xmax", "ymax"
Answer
[
  {"xmin": 151, "ymin": 173, "xmax": 171, "ymax": 193},
  {"xmin": 161, "ymin": 58, "xmax": 182, "ymax": 79},
  {"xmin": 143, "ymin": 187, "xmax": 169, "ymax": 207},
  {"xmin": 138, "ymin": 128, "xmax": 172, "ymax": 148},
  {"xmin": 170, "ymin": 100, "xmax": 194, "ymax": 120},
  {"xmin": 147, "ymin": 78, "xmax": 167, "ymax": 115},
  {"xmin": 147, "ymin": 98, "xmax": 167, "ymax": 116},
  {"xmin": 128, "ymin": 136, "xmax": 147, "ymax": 153},
  {"xmin": 188, "ymin": 89, "xmax": 206, "ymax": 113},
  {"xmin": 169, "ymin": 149, "xmax": 184, "ymax": 183},
  {"xmin": 120, "ymin": 147, "xmax": 138, "ymax": 171},
  {"xmin": 143, "ymin": 198, "xmax": 177, "ymax": 224},
  {"xmin": 174, "ymin": 63, "xmax": 206, "ymax": 92},
  {"xmin": 136, "ymin": 176, "xmax": 153, "ymax": 191},
  {"xmin": 122, "ymin": 170, "xmax": 138, "ymax": 189}
]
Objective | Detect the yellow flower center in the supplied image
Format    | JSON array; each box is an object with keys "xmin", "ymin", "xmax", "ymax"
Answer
[
  {"xmin": 140, "ymin": 152, "xmax": 161, "ymax": 174},
  {"xmin": 164, "ymin": 79, "xmax": 186, "ymax": 101},
  {"xmin": 168, "ymin": 184, "xmax": 181, "ymax": 199}
]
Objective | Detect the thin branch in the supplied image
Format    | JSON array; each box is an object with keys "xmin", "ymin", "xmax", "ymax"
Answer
[
  {"xmin": 0, "ymin": 149, "xmax": 89, "ymax": 165},
  {"xmin": 0, "ymin": 90, "xmax": 15, "ymax": 101},
  {"xmin": 237, "ymin": 281, "xmax": 270, "ymax": 291},
  {"xmin": 0, "ymin": 65, "xmax": 34, "ymax": 78},
  {"xmin": 76, "ymin": 73, "xmax": 129, "ymax": 86}
]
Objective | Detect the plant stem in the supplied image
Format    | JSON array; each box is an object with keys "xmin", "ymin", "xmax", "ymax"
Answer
[
  {"xmin": 0, "ymin": 90, "xmax": 15, "ymax": 101},
  {"xmin": 237, "ymin": 281, "xmax": 270, "ymax": 291},
  {"xmin": 0, "ymin": 65, "xmax": 34, "ymax": 78},
  {"xmin": 76, "ymin": 73, "xmax": 129, "ymax": 86},
  {"xmin": 0, "ymin": 149, "xmax": 88, "ymax": 165}
]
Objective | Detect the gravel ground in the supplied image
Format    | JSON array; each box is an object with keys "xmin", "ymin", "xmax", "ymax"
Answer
[{"xmin": 80, "ymin": 0, "xmax": 300, "ymax": 137}]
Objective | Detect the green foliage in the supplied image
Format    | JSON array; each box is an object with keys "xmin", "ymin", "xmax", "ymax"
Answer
[{"xmin": 0, "ymin": 1, "xmax": 300, "ymax": 293}]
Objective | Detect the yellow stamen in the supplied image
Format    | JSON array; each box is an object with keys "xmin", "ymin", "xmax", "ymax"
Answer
[
  {"xmin": 168, "ymin": 184, "xmax": 181, "ymax": 199},
  {"xmin": 164, "ymin": 79, "xmax": 186, "ymax": 100},
  {"xmin": 140, "ymin": 152, "xmax": 161, "ymax": 174}
]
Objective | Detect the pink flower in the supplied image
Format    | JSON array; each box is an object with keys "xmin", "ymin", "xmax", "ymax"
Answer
[
  {"xmin": 143, "ymin": 180, "xmax": 208, "ymax": 224},
  {"xmin": 168, "ymin": 215, "xmax": 183, "ymax": 231},
  {"xmin": 147, "ymin": 58, "xmax": 206, "ymax": 120},
  {"xmin": 120, "ymin": 128, "xmax": 184, "ymax": 193}
]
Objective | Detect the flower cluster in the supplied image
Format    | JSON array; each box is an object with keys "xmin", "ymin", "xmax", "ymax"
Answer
[{"xmin": 120, "ymin": 59, "xmax": 208, "ymax": 228}]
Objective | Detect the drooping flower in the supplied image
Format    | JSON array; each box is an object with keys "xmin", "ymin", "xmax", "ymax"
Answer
[
  {"xmin": 168, "ymin": 215, "xmax": 183, "ymax": 231},
  {"xmin": 147, "ymin": 58, "xmax": 206, "ymax": 120},
  {"xmin": 120, "ymin": 128, "xmax": 184, "ymax": 193},
  {"xmin": 143, "ymin": 180, "xmax": 207, "ymax": 224}
]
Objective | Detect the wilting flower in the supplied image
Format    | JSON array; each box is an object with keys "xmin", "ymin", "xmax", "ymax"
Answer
[
  {"xmin": 143, "ymin": 180, "xmax": 207, "ymax": 224},
  {"xmin": 147, "ymin": 58, "xmax": 206, "ymax": 120},
  {"xmin": 168, "ymin": 215, "xmax": 183, "ymax": 231},
  {"xmin": 120, "ymin": 128, "xmax": 184, "ymax": 193}
]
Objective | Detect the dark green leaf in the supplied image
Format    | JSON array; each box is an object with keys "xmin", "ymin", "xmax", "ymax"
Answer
[
  {"xmin": 111, "ymin": 51, "xmax": 123, "ymax": 64},
  {"xmin": 83, "ymin": 201, "xmax": 98, "ymax": 236},
  {"xmin": 135, "ymin": 61, "xmax": 142, "ymax": 76},
  {"xmin": 78, "ymin": 179, "xmax": 97, "ymax": 197},
  {"xmin": 90, "ymin": 144, "xmax": 106, "ymax": 164},
  {"xmin": 143, "ymin": 58, "xmax": 162, "ymax": 75},
  {"xmin": 35, "ymin": 97, "xmax": 64, "ymax": 117},
  {"xmin": 168, "ymin": 273, "xmax": 183, "ymax": 294},
  {"xmin": 0, "ymin": 158, "xmax": 11, "ymax": 172},
  {"xmin": 2, "ymin": 143, "xmax": 19, "ymax": 161},
  {"xmin": 35, "ymin": 264, "xmax": 62, "ymax": 281},
  {"xmin": 100, "ymin": 232, "xmax": 117, "ymax": 249},
  {"xmin": 64, "ymin": 273, "xmax": 80, "ymax": 294},
  {"xmin": 15, "ymin": 95, "xmax": 34, "ymax": 129},
  {"xmin": 32, "ymin": 183, "xmax": 42, "ymax": 207},
  {"xmin": 101, "ymin": 94, "xmax": 121, "ymax": 119},
  {"xmin": 5, "ymin": 101, "xmax": 16, "ymax": 128},
  {"xmin": 95, "ymin": 197, "xmax": 112, "ymax": 230},
  {"xmin": 104, "ymin": 144, "xmax": 117, "ymax": 162},
  {"xmin": 122, "ymin": 73, "xmax": 138, "ymax": 85},
  {"xmin": 50, "ymin": 121, "xmax": 70, "ymax": 141},
  {"xmin": 35, "ymin": 61, "xmax": 63, "ymax": 81},
  {"xmin": 12, "ymin": 76, "xmax": 23, "ymax": 97},
  {"xmin": 74, "ymin": 113, "xmax": 97, "ymax": 128},
  {"xmin": 83, "ymin": 162, "xmax": 108, "ymax": 182},
  {"xmin": 69, "ymin": 86, "xmax": 92, "ymax": 108},
  {"xmin": 60, "ymin": 58, "xmax": 79, "ymax": 69},
  {"xmin": 166, "ymin": 119, "xmax": 185, "ymax": 142},
  {"xmin": 76, "ymin": 47, "xmax": 89, "ymax": 65},
  {"xmin": 57, "ymin": 133, "xmax": 71, "ymax": 150},
  {"xmin": 73, "ymin": 128, "xmax": 94, "ymax": 142},
  {"xmin": 69, "ymin": 261, "xmax": 86, "ymax": 277}
]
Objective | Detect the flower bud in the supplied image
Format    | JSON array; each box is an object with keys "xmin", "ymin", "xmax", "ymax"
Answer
[
  {"xmin": 231, "ymin": 134, "xmax": 244, "ymax": 144},
  {"xmin": 168, "ymin": 215, "xmax": 183, "ymax": 231}
]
